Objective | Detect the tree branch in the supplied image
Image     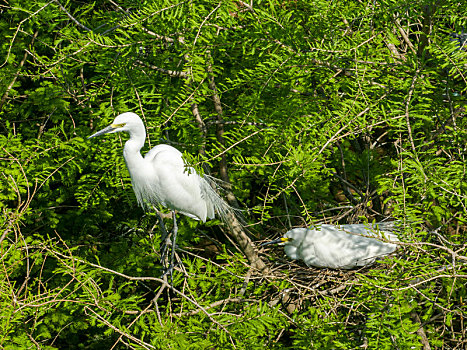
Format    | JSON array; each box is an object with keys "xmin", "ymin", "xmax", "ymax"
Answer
[
  {"xmin": 411, "ymin": 312, "xmax": 432, "ymax": 350},
  {"xmin": 135, "ymin": 59, "xmax": 187, "ymax": 78},
  {"xmin": 54, "ymin": 0, "xmax": 92, "ymax": 32},
  {"xmin": 206, "ymin": 53, "xmax": 268, "ymax": 272},
  {"xmin": 0, "ymin": 31, "xmax": 38, "ymax": 111},
  {"xmin": 417, "ymin": 5, "xmax": 434, "ymax": 58},
  {"xmin": 191, "ymin": 102, "xmax": 207, "ymax": 156}
]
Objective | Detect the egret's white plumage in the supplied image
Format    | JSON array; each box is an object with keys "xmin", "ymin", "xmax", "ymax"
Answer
[
  {"xmin": 264, "ymin": 223, "xmax": 399, "ymax": 269},
  {"xmin": 88, "ymin": 112, "xmax": 231, "ymax": 222}
]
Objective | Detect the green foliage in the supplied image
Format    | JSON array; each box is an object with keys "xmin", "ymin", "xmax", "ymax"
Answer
[{"xmin": 1, "ymin": 0, "xmax": 466, "ymax": 348}]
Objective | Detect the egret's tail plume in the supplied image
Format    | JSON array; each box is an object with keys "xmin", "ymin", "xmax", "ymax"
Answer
[
  {"xmin": 200, "ymin": 174, "xmax": 244, "ymax": 226},
  {"xmin": 201, "ymin": 175, "xmax": 267, "ymax": 271}
]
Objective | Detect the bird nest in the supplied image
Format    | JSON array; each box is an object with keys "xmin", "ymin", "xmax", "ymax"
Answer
[{"xmin": 259, "ymin": 247, "xmax": 399, "ymax": 314}]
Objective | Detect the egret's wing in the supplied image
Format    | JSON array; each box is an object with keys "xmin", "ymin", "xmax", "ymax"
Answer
[
  {"xmin": 142, "ymin": 145, "xmax": 206, "ymax": 220},
  {"xmin": 303, "ymin": 226, "xmax": 360, "ymax": 268},
  {"xmin": 338, "ymin": 223, "xmax": 399, "ymax": 242},
  {"xmin": 305, "ymin": 225, "xmax": 397, "ymax": 269},
  {"xmin": 144, "ymin": 144, "xmax": 234, "ymax": 224},
  {"xmin": 145, "ymin": 144, "xmax": 184, "ymax": 163},
  {"xmin": 284, "ymin": 244, "xmax": 301, "ymax": 261}
]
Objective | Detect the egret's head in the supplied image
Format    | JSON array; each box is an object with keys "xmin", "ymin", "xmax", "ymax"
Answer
[
  {"xmin": 88, "ymin": 112, "xmax": 144, "ymax": 139},
  {"xmin": 261, "ymin": 228, "xmax": 308, "ymax": 247},
  {"xmin": 284, "ymin": 228, "xmax": 308, "ymax": 246},
  {"xmin": 261, "ymin": 236, "xmax": 293, "ymax": 247},
  {"xmin": 261, "ymin": 228, "xmax": 309, "ymax": 262}
]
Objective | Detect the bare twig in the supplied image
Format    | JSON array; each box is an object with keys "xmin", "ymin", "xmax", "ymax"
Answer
[
  {"xmin": 111, "ymin": 303, "xmax": 157, "ymax": 350},
  {"xmin": 141, "ymin": 27, "xmax": 185, "ymax": 44},
  {"xmin": 44, "ymin": 246, "xmax": 233, "ymax": 335},
  {"xmin": 405, "ymin": 76, "xmax": 418, "ymax": 150},
  {"xmin": 404, "ymin": 68, "xmax": 428, "ymax": 185},
  {"xmin": 394, "ymin": 18, "xmax": 416, "ymax": 55},
  {"xmin": 417, "ymin": 5, "xmax": 434, "ymax": 58}
]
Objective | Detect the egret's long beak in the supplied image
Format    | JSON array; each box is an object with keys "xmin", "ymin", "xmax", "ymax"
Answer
[
  {"xmin": 88, "ymin": 123, "xmax": 124, "ymax": 139},
  {"xmin": 261, "ymin": 237, "xmax": 290, "ymax": 246},
  {"xmin": 88, "ymin": 125, "xmax": 114, "ymax": 139}
]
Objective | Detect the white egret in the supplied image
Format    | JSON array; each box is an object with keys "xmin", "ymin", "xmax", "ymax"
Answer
[
  {"xmin": 262, "ymin": 223, "xmax": 399, "ymax": 269},
  {"xmin": 88, "ymin": 112, "xmax": 233, "ymax": 273}
]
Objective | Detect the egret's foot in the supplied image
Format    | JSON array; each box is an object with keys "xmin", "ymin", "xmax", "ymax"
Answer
[
  {"xmin": 160, "ymin": 241, "xmax": 179, "ymax": 269},
  {"xmin": 160, "ymin": 238, "xmax": 171, "ymax": 266},
  {"xmin": 159, "ymin": 238, "xmax": 179, "ymax": 284},
  {"xmin": 161, "ymin": 255, "xmax": 180, "ymax": 287},
  {"xmin": 161, "ymin": 262, "xmax": 177, "ymax": 278}
]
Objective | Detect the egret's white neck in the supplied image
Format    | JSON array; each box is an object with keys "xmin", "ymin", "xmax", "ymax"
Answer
[{"xmin": 122, "ymin": 126, "xmax": 147, "ymax": 170}]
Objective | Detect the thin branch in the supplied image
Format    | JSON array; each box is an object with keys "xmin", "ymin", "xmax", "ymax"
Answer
[
  {"xmin": 417, "ymin": 5, "xmax": 434, "ymax": 58},
  {"xmin": 111, "ymin": 303, "xmax": 156, "ymax": 350},
  {"xmin": 135, "ymin": 59, "xmax": 187, "ymax": 78},
  {"xmin": 0, "ymin": 31, "xmax": 38, "ymax": 111},
  {"xmin": 44, "ymin": 247, "xmax": 232, "ymax": 334},
  {"xmin": 394, "ymin": 18, "xmax": 416, "ymax": 55},
  {"xmin": 411, "ymin": 312, "xmax": 432, "ymax": 350},
  {"xmin": 331, "ymin": 171, "xmax": 364, "ymax": 204},
  {"xmin": 141, "ymin": 26, "xmax": 185, "ymax": 44},
  {"xmin": 206, "ymin": 119, "xmax": 266, "ymax": 127},
  {"xmin": 85, "ymin": 307, "xmax": 155, "ymax": 350},
  {"xmin": 0, "ymin": 1, "xmax": 53, "ymax": 69},
  {"xmin": 191, "ymin": 102, "xmax": 207, "ymax": 155},
  {"xmin": 162, "ymin": 78, "xmax": 205, "ymax": 125},
  {"xmin": 404, "ymin": 68, "xmax": 428, "ymax": 184},
  {"xmin": 200, "ymin": 129, "xmax": 264, "ymax": 164},
  {"xmin": 236, "ymin": 1, "xmax": 254, "ymax": 12},
  {"xmin": 54, "ymin": 0, "xmax": 92, "ymax": 31},
  {"xmin": 206, "ymin": 53, "xmax": 229, "ymax": 184},
  {"xmin": 193, "ymin": 3, "xmax": 221, "ymax": 48},
  {"xmin": 206, "ymin": 52, "xmax": 268, "ymax": 272}
]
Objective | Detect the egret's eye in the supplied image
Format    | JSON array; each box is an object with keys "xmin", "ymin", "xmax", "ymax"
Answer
[{"xmin": 111, "ymin": 123, "xmax": 126, "ymax": 128}]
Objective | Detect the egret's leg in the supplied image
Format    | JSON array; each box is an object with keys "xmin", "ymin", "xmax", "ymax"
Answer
[
  {"xmin": 162, "ymin": 211, "xmax": 179, "ymax": 279},
  {"xmin": 169, "ymin": 210, "xmax": 178, "ymax": 271},
  {"xmin": 157, "ymin": 212, "xmax": 171, "ymax": 270},
  {"xmin": 156, "ymin": 212, "xmax": 170, "ymax": 242},
  {"xmin": 159, "ymin": 210, "xmax": 179, "ymax": 280}
]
